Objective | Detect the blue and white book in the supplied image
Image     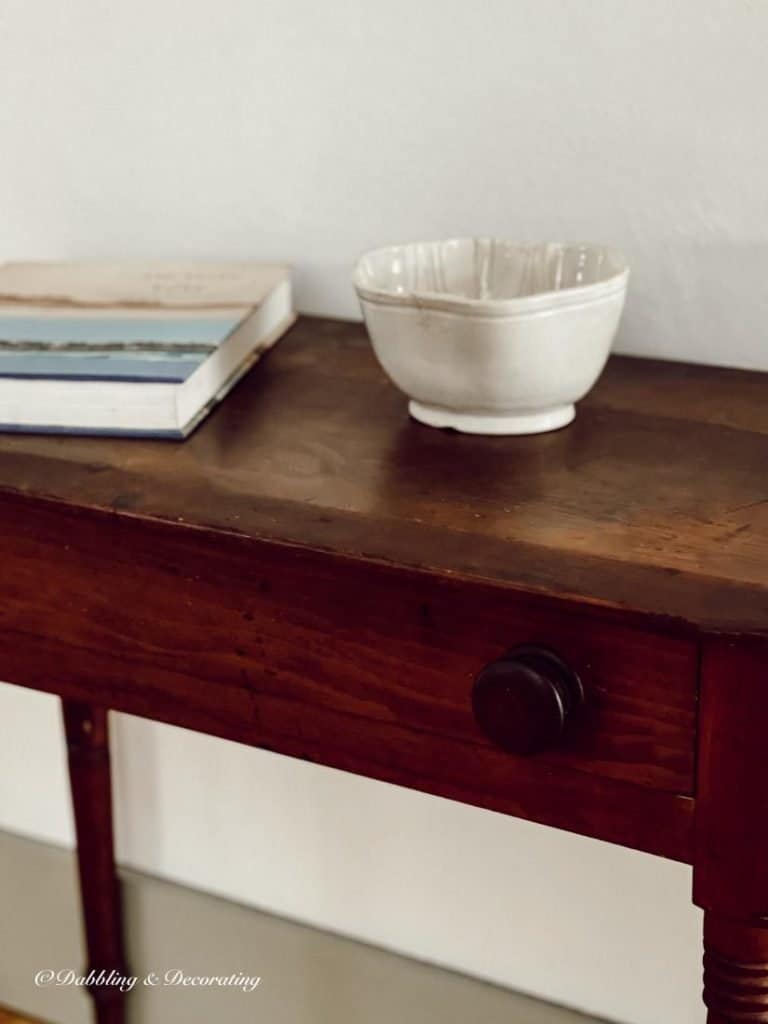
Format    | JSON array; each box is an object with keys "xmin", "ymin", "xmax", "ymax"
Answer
[{"xmin": 0, "ymin": 262, "xmax": 295, "ymax": 437}]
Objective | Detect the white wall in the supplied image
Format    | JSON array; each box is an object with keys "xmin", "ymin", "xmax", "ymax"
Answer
[
  {"xmin": 1, "ymin": 2, "xmax": 763, "ymax": 1021},
  {"xmin": 1, "ymin": 0, "xmax": 767, "ymax": 369}
]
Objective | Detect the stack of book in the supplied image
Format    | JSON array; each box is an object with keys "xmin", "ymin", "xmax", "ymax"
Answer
[{"xmin": 0, "ymin": 261, "xmax": 295, "ymax": 438}]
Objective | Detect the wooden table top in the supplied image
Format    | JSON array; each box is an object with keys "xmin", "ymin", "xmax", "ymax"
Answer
[{"xmin": 0, "ymin": 316, "xmax": 765, "ymax": 632}]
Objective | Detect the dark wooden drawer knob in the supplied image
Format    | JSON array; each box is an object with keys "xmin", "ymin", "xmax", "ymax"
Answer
[{"xmin": 471, "ymin": 645, "xmax": 583, "ymax": 756}]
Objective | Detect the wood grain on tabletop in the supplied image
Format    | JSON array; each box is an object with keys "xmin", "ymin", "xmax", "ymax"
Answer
[{"xmin": 0, "ymin": 317, "xmax": 764, "ymax": 630}]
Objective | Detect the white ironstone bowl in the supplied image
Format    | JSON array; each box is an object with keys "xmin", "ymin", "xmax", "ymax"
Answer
[{"xmin": 353, "ymin": 238, "xmax": 629, "ymax": 435}]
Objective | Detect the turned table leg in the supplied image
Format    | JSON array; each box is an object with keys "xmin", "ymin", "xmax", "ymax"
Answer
[
  {"xmin": 695, "ymin": 638, "xmax": 768, "ymax": 1023},
  {"xmin": 703, "ymin": 913, "xmax": 768, "ymax": 1022},
  {"xmin": 62, "ymin": 700, "xmax": 128, "ymax": 1024}
]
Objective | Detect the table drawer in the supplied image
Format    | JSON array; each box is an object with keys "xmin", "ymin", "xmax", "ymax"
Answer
[
  {"xmin": 0, "ymin": 503, "xmax": 697, "ymax": 858},
  {"xmin": 238, "ymin": 546, "xmax": 697, "ymax": 797}
]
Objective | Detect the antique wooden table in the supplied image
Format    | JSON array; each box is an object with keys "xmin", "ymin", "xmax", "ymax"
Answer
[{"xmin": 1, "ymin": 316, "xmax": 767, "ymax": 1023}]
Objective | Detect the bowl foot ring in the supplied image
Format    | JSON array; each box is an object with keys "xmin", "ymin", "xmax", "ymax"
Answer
[{"xmin": 408, "ymin": 401, "xmax": 576, "ymax": 435}]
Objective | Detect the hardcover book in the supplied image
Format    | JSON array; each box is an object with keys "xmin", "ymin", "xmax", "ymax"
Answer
[{"xmin": 0, "ymin": 261, "xmax": 295, "ymax": 438}]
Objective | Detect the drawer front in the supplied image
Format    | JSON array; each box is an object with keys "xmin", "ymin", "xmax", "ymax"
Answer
[
  {"xmin": 0, "ymin": 502, "xmax": 697, "ymax": 857},
  {"xmin": 239, "ymin": 546, "xmax": 697, "ymax": 797}
]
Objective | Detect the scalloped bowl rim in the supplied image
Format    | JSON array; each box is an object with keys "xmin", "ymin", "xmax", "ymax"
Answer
[{"xmin": 353, "ymin": 238, "xmax": 629, "ymax": 317}]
